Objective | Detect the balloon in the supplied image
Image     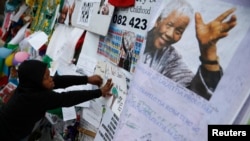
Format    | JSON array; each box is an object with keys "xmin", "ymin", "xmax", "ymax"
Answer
[
  {"xmin": 5, "ymin": 53, "xmax": 15, "ymax": 67},
  {"xmin": 0, "ymin": 47, "xmax": 12, "ymax": 58},
  {"xmin": 12, "ymin": 58, "xmax": 19, "ymax": 66},
  {"xmin": 14, "ymin": 51, "xmax": 30, "ymax": 63}
]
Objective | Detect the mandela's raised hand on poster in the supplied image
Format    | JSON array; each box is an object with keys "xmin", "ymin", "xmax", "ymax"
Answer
[
  {"xmin": 195, "ymin": 8, "xmax": 237, "ymax": 71},
  {"xmin": 195, "ymin": 8, "xmax": 237, "ymax": 46}
]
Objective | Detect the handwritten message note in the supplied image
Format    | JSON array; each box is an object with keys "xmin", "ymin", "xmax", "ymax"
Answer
[
  {"xmin": 113, "ymin": 63, "xmax": 217, "ymax": 141},
  {"xmin": 94, "ymin": 61, "xmax": 128, "ymax": 117}
]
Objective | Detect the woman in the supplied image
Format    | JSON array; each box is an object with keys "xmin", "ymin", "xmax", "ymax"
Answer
[{"xmin": 0, "ymin": 59, "xmax": 113, "ymax": 141}]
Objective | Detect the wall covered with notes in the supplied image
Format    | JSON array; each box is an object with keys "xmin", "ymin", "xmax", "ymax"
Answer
[{"xmin": 1, "ymin": 0, "xmax": 250, "ymax": 141}]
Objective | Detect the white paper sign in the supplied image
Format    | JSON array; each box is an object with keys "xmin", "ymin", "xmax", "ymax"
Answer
[
  {"xmin": 26, "ymin": 31, "xmax": 48, "ymax": 50},
  {"xmin": 71, "ymin": 0, "xmax": 115, "ymax": 36}
]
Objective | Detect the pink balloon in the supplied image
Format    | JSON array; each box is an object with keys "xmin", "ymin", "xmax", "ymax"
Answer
[{"xmin": 14, "ymin": 51, "xmax": 30, "ymax": 63}]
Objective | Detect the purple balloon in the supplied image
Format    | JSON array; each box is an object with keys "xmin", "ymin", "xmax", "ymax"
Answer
[{"xmin": 12, "ymin": 58, "xmax": 20, "ymax": 66}]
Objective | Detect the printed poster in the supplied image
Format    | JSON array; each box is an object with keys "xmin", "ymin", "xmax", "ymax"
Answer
[
  {"xmin": 71, "ymin": 0, "xmax": 115, "ymax": 36},
  {"xmin": 139, "ymin": 0, "xmax": 250, "ymax": 101},
  {"xmin": 113, "ymin": 0, "xmax": 250, "ymax": 140},
  {"xmin": 97, "ymin": 0, "xmax": 153, "ymax": 73}
]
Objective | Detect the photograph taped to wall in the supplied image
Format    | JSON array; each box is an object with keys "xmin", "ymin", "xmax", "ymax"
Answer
[
  {"xmin": 57, "ymin": 0, "xmax": 75, "ymax": 26},
  {"xmin": 71, "ymin": 0, "xmax": 115, "ymax": 36},
  {"xmin": 97, "ymin": 26, "xmax": 144, "ymax": 73}
]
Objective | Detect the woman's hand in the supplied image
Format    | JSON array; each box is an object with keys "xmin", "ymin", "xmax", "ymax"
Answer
[
  {"xmin": 100, "ymin": 79, "xmax": 113, "ymax": 97},
  {"xmin": 87, "ymin": 75, "xmax": 103, "ymax": 87}
]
